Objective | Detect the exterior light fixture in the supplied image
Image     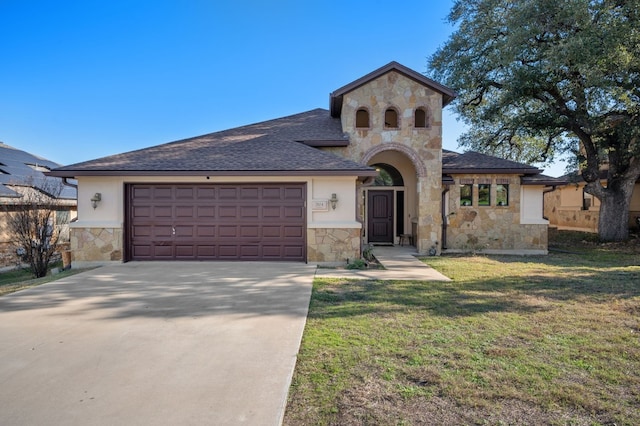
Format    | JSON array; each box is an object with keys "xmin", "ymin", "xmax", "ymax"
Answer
[
  {"xmin": 329, "ymin": 193, "xmax": 338, "ymax": 210},
  {"xmin": 90, "ymin": 193, "xmax": 102, "ymax": 209}
]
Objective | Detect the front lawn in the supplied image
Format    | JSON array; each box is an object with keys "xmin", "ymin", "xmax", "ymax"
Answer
[
  {"xmin": 0, "ymin": 266, "xmax": 92, "ymax": 296},
  {"xmin": 284, "ymin": 233, "xmax": 640, "ymax": 425}
]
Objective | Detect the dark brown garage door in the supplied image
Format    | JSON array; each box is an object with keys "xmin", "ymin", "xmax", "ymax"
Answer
[{"xmin": 126, "ymin": 183, "xmax": 306, "ymax": 261}]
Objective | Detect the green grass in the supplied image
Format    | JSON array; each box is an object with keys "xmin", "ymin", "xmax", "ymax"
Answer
[
  {"xmin": 284, "ymin": 233, "xmax": 640, "ymax": 425},
  {"xmin": 0, "ymin": 266, "xmax": 92, "ymax": 296}
]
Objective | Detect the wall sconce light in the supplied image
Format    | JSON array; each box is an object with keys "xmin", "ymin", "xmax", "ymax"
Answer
[
  {"xmin": 90, "ymin": 192, "xmax": 102, "ymax": 209},
  {"xmin": 329, "ymin": 193, "xmax": 338, "ymax": 210}
]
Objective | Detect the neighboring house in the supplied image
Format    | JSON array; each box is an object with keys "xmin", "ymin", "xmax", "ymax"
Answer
[
  {"xmin": 49, "ymin": 62, "xmax": 561, "ymax": 265},
  {"xmin": 0, "ymin": 142, "xmax": 77, "ymax": 268},
  {"xmin": 544, "ymin": 171, "xmax": 640, "ymax": 233}
]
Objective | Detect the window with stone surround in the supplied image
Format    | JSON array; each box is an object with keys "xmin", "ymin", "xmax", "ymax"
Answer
[
  {"xmin": 356, "ymin": 108, "xmax": 370, "ymax": 128},
  {"xmin": 496, "ymin": 180, "xmax": 509, "ymax": 206},
  {"xmin": 460, "ymin": 179, "xmax": 473, "ymax": 206},
  {"xmin": 414, "ymin": 107, "xmax": 428, "ymax": 128},
  {"xmin": 384, "ymin": 107, "xmax": 399, "ymax": 128},
  {"xmin": 478, "ymin": 183, "xmax": 491, "ymax": 206}
]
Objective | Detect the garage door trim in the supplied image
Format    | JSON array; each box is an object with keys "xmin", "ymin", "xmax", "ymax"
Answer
[{"xmin": 124, "ymin": 183, "xmax": 307, "ymax": 262}]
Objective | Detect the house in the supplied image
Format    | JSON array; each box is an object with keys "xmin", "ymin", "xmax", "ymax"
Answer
[
  {"xmin": 48, "ymin": 62, "xmax": 560, "ymax": 265},
  {"xmin": 544, "ymin": 171, "xmax": 640, "ymax": 233},
  {"xmin": 0, "ymin": 142, "xmax": 77, "ymax": 268}
]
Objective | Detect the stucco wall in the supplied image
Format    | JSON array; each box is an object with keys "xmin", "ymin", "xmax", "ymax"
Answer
[
  {"xmin": 324, "ymin": 70, "xmax": 444, "ymax": 254},
  {"xmin": 545, "ymin": 181, "xmax": 640, "ymax": 232},
  {"xmin": 544, "ymin": 185, "xmax": 599, "ymax": 232},
  {"xmin": 71, "ymin": 175, "xmax": 362, "ymax": 264}
]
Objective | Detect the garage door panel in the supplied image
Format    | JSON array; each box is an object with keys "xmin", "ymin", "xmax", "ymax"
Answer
[
  {"xmin": 262, "ymin": 246, "xmax": 282, "ymax": 258},
  {"xmin": 132, "ymin": 186, "xmax": 153, "ymax": 199},
  {"xmin": 154, "ymin": 206, "xmax": 173, "ymax": 217},
  {"xmin": 262, "ymin": 206, "xmax": 281, "ymax": 218},
  {"xmin": 284, "ymin": 206, "xmax": 304, "ymax": 218},
  {"xmin": 197, "ymin": 226, "xmax": 216, "ymax": 237},
  {"xmin": 132, "ymin": 245, "xmax": 151, "ymax": 257},
  {"xmin": 133, "ymin": 206, "xmax": 151, "ymax": 218},
  {"xmin": 153, "ymin": 245, "xmax": 173, "ymax": 258},
  {"xmin": 196, "ymin": 245, "xmax": 216, "ymax": 257},
  {"xmin": 240, "ymin": 206, "xmax": 259, "ymax": 218},
  {"xmin": 262, "ymin": 226, "xmax": 281, "ymax": 238},
  {"xmin": 128, "ymin": 183, "xmax": 305, "ymax": 261},
  {"xmin": 175, "ymin": 206, "xmax": 194, "ymax": 217},
  {"xmin": 284, "ymin": 226, "xmax": 304, "ymax": 238},
  {"xmin": 219, "ymin": 206, "xmax": 237, "ymax": 218},
  {"xmin": 240, "ymin": 246, "xmax": 259, "ymax": 258},
  {"xmin": 284, "ymin": 187, "xmax": 304, "ymax": 199},
  {"xmin": 218, "ymin": 245, "xmax": 239, "ymax": 258},
  {"xmin": 284, "ymin": 246, "xmax": 304, "ymax": 258},
  {"xmin": 153, "ymin": 226, "xmax": 173, "ymax": 238},
  {"xmin": 175, "ymin": 226, "xmax": 193, "ymax": 237},
  {"xmin": 196, "ymin": 187, "xmax": 216, "ymax": 199},
  {"xmin": 197, "ymin": 206, "xmax": 216, "ymax": 218},
  {"xmin": 154, "ymin": 188, "xmax": 173, "ymax": 198},
  {"xmin": 240, "ymin": 226, "xmax": 260, "ymax": 238},
  {"xmin": 240, "ymin": 187, "xmax": 259, "ymax": 199},
  {"xmin": 219, "ymin": 188, "xmax": 238, "ymax": 199},
  {"xmin": 175, "ymin": 245, "xmax": 195, "ymax": 257},
  {"xmin": 219, "ymin": 226, "xmax": 238, "ymax": 238},
  {"xmin": 262, "ymin": 187, "xmax": 281, "ymax": 199},
  {"xmin": 175, "ymin": 187, "xmax": 195, "ymax": 199},
  {"xmin": 133, "ymin": 226, "xmax": 151, "ymax": 237}
]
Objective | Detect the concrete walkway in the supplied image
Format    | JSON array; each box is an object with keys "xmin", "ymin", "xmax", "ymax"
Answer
[
  {"xmin": 315, "ymin": 246, "xmax": 451, "ymax": 281},
  {"xmin": 0, "ymin": 262, "xmax": 316, "ymax": 426}
]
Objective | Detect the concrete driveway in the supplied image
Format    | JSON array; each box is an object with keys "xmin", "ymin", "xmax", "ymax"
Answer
[{"xmin": 0, "ymin": 262, "xmax": 316, "ymax": 426}]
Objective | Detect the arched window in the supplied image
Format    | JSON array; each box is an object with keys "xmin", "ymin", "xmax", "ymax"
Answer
[
  {"xmin": 384, "ymin": 108, "xmax": 399, "ymax": 128},
  {"xmin": 414, "ymin": 107, "xmax": 428, "ymax": 128},
  {"xmin": 372, "ymin": 163, "xmax": 404, "ymax": 186},
  {"xmin": 356, "ymin": 108, "xmax": 370, "ymax": 128}
]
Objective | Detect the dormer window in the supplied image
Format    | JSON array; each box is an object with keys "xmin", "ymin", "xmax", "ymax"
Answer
[
  {"xmin": 384, "ymin": 108, "xmax": 399, "ymax": 128},
  {"xmin": 355, "ymin": 108, "xmax": 370, "ymax": 128},
  {"xmin": 414, "ymin": 107, "xmax": 428, "ymax": 128}
]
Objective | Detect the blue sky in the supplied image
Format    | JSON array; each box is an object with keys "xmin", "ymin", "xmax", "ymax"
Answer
[{"xmin": 0, "ymin": 1, "xmax": 567, "ymax": 176}]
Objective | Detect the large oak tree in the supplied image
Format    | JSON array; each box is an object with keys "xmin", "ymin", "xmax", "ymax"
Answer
[{"xmin": 429, "ymin": 0, "xmax": 640, "ymax": 241}]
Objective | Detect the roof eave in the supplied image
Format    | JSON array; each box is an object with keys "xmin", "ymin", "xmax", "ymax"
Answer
[
  {"xmin": 442, "ymin": 168, "xmax": 542, "ymax": 175},
  {"xmin": 297, "ymin": 139, "xmax": 350, "ymax": 147},
  {"xmin": 47, "ymin": 169, "xmax": 378, "ymax": 178}
]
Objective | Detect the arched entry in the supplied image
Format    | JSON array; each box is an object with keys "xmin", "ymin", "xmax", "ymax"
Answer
[
  {"xmin": 362, "ymin": 145, "xmax": 421, "ymax": 246},
  {"xmin": 367, "ymin": 164, "xmax": 404, "ymax": 243}
]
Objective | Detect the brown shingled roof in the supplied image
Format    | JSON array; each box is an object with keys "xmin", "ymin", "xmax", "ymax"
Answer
[
  {"xmin": 49, "ymin": 109, "xmax": 376, "ymax": 178},
  {"xmin": 442, "ymin": 150, "xmax": 542, "ymax": 174},
  {"xmin": 442, "ymin": 150, "xmax": 567, "ymax": 185}
]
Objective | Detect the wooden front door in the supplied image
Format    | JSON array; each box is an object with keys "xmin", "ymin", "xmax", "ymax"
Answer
[{"xmin": 367, "ymin": 190, "xmax": 394, "ymax": 243}]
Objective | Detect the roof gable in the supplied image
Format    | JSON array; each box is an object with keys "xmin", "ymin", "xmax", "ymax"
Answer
[{"xmin": 330, "ymin": 61, "xmax": 457, "ymax": 117}]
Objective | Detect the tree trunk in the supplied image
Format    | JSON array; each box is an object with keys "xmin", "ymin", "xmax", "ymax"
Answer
[{"xmin": 596, "ymin": 179, "xmax": 635, "ymax": 242}]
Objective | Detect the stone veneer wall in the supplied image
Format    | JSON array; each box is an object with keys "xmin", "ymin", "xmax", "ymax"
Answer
[
  {"xmin": 324, "ymin": 71, "xmax": 445, "ymax": 254},
  {"xmin": 71, "ymin": 227, "xmax": 123, "ymax": 262},
  {"xmin": 446, "ymin": 175, "xmax": 548, "ymax": 253},
  {"xmin": 307, "ymin": 228, "xmax": 360, "ymax": 264}
]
